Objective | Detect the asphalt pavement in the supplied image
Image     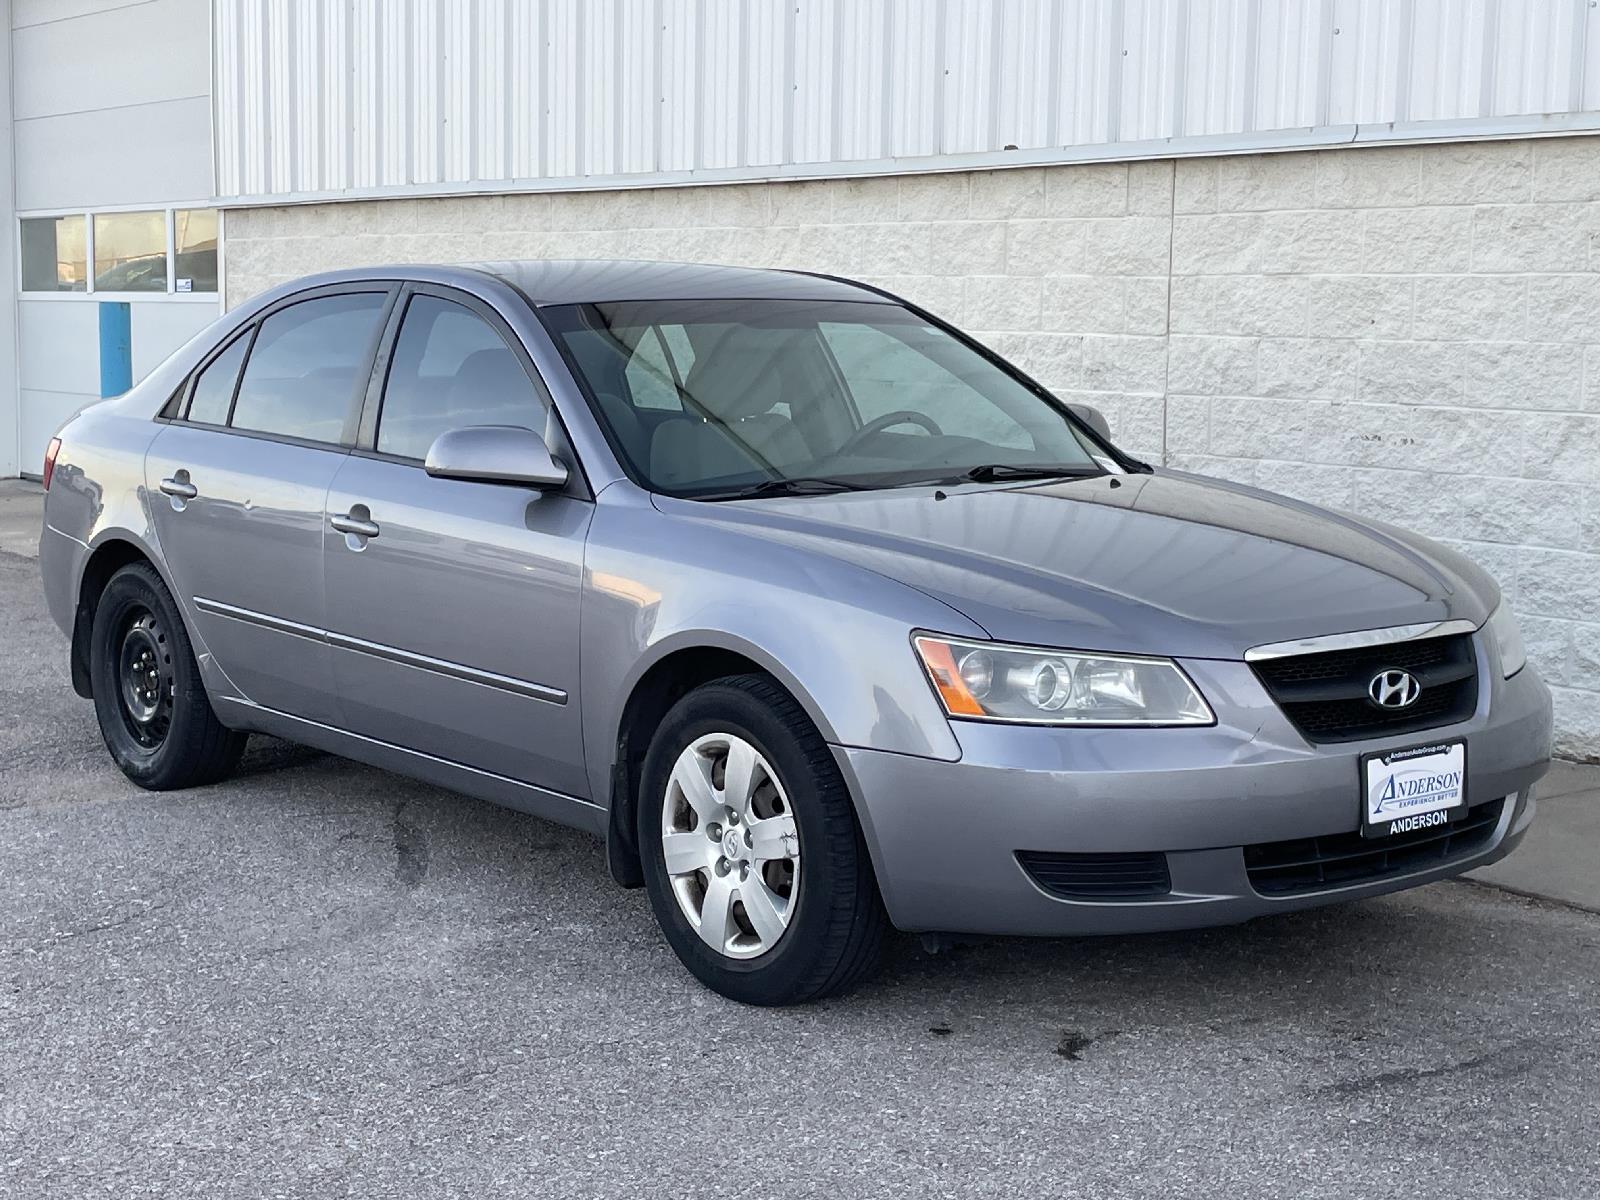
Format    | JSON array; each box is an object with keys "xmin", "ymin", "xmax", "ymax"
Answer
[{"xmin": 3, "ymin": 480, "xmax": 1597, "ymax": 1199}]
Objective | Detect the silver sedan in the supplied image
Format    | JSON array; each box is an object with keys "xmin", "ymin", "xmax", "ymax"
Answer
[{"xmin": 38, "ymin": 260, "xmax": 1552, "ymax": 1004}]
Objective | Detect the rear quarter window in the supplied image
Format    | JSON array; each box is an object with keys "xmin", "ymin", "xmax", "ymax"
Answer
[{"xmin": 185, "ymin": 331, "xmax": 251, "ymax": 425}]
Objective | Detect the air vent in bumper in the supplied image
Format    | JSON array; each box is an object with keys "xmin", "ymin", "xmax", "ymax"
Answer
[
  {"xmin": 1244, "ymin": 797, "xmax": 1505, "ymax": 897},
  {"xmin": 1016, "ymin": 850, "xmax": 1172, "ymax": 900}
]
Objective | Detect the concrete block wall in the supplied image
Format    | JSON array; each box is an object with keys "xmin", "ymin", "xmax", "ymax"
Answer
[
  {"xmin": 1161, "ymin": 140, "xmax": 1600, "ymax": 760},
  {"xmin": 224, "ymin": 135, "xmax": 1600, "ymax": 758}
]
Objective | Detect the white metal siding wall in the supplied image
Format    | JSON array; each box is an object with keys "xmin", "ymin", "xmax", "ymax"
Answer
[
  {"xmin": 214, "ymin": 0, "xmax": 1600, "ymax": 204},
  {"xmin": 0, "ymin": 0, "xmax": 14, "ymax": 478},
  {"xmin": 10, "ymin": 0, "xmax": 221, "ymax": 478},
  {"xmin": 15, "ymin": 0, "xmax": 213, "ymax": 210}
]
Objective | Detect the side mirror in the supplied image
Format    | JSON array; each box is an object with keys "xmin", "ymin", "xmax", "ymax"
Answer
[
  {"xmin": 1067, "ymin": 403, "xmax": 1112, "ymax": 442},
  {"xmin": 423, "ymin": 425, "xmax": 569, "ymax": 490}
]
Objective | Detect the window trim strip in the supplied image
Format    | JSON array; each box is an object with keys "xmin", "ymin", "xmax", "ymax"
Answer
[{"xmin": 1243, "ymin": 619, "xmax": 1480, "ymax": 663}]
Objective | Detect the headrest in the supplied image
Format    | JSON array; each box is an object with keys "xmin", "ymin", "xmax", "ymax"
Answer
[
  {"xmin": 449, "ymin": 348, "xmax": 528, "ymax": 406},
  {"xmin": 679, "ymin": 330, "xmax": 797, "ymax": 420}
]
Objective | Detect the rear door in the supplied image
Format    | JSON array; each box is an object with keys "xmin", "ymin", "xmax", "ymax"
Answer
[
  {"xmin": 322, "ymin": 285, "xmax": 593, "ymax": 797},
  {"xmin": 145, "ymin": 286, "xmax": 394, "ymax": 722}
]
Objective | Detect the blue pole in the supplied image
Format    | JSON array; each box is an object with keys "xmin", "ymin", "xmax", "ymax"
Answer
[{"xmin": 98, "ymin": 301, "xmax": 132, "ymax": 397}]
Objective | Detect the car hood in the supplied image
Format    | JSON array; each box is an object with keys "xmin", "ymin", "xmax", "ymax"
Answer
[{"xmin": 654, "ymin": 470, "xmax": 1498, "ymax": 660}]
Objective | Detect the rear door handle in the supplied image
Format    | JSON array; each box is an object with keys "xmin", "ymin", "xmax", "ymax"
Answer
[
  {"xmin": 330, "ymin": 510, "xmax": 380, "ymax": 539},
  {"xmin": 159, "ymin": 476, "xmax": 198, "ymax": 500}
]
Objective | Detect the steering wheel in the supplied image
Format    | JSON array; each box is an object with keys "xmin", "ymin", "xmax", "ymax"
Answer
[{"xmin": 832, "ymin": 409, "xmax": 945, "ymax": 459}]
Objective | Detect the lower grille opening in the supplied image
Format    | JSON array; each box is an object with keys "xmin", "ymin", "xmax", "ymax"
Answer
[
  {"xmin": 1016, "ymin": 850, "xmax": 1172, "ymax": 900},
  {"xmin": 1244, "ymin": 797, "xmax": 1506, "ymax": 897}
]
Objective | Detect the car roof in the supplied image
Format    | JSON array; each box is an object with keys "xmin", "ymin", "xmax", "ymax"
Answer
[
  {"xmin": 465, "ymin": 259, "xmax": 888, "ymax": 306},
  {"xmin": 239, "ymin": 260, "xmax": 895, "ymax": 325}
]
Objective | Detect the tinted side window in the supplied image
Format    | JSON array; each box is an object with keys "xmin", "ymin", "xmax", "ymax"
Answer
[
  {"xmin": 230, "ymin": 293, "xmax": 387, "ymax": 442},
  {"xmin": 186, "ymin": 331, "xmax": 251, "ymax": 425},
  {"xmin": 377, "ymin": 295, "xmax": 544, "ymax": 460}
]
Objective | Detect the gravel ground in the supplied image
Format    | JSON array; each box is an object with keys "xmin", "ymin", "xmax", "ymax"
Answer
[{"xmin": 2, "ymin": 541, "xmax": 1597, "ymax": 1199}]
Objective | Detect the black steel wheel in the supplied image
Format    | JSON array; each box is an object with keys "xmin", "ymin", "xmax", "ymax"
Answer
[
  {"xmin": 114, "ymin": 607, "xmax": 174, "ymax": 749},
  {"xmin": 88, "ymin": 562, "xmax": 245, "ymax": 790}
]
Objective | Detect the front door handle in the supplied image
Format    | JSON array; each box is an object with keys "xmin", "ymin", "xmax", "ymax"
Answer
[
  {"xmin": 159, "ymin": 476, "xmax": 198, "ymax": 500},
  {"xmin": 330, "ymin": 510, "xmax": 380, "ymax": 539}
]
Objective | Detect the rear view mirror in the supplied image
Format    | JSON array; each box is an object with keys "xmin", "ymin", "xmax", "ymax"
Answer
[
  {"xmin": 1067, "ymin": 403, "xmax": 1112, "ymax": 442},
  {"xmin": 423, "ymin": 425, "xmax": 569, "ymax": 490}
]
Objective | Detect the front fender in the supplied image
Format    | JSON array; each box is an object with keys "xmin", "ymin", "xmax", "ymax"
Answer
[
  {"xmin": 580, "ymin": 490, "xmax": 984, "ymax": 804},
  {"xmin": 618, "ymin": 626, "xmax": 850, "ymax": 747}
]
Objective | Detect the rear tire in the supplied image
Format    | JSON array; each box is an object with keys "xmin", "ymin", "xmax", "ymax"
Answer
[
  {"xmin": 638, "ymin": 673, "xmax": 885, "ymax": 1005},
  {"xmin": 88, "ymin": 562, "xmax": 246, "ymax": 790}
]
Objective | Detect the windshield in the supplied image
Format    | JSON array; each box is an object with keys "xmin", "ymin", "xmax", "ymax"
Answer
[{"xmin": 543, "ymin": 298, "xmax": 1114, "ymax": 498}]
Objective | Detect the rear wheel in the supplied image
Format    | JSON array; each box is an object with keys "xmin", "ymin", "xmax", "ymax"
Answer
[
  {"xmin": 638, "ymin": 674, "xmax": 885, "ymax": 1005},
  {"xmin": 88, "ymin": 563, "xmax": 245, "ymax": 790}
]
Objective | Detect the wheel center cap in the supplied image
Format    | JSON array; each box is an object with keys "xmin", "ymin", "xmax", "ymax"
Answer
[{"xmin": 722, "ymin": 829, "xmax": 743, "ymax": 861}]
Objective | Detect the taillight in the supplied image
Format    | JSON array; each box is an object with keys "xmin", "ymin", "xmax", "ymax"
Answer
[{"xmin": 42, "ymin": 437, "xmax": 61, "ymax": 490}]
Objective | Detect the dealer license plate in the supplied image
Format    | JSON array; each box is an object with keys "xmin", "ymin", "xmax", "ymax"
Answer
[{"xmin": 1360, "ymin": 741, "xmax": 1467, "ymax": 839}]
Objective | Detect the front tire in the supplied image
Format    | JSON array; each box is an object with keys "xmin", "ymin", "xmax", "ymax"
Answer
[
  {"xmin": 638, "ymin": 674, "xmax": 885, "ymax": 1005},
  {"xmin": 88, "ymin": 562, "xmax": 246, "ymax": 790}
]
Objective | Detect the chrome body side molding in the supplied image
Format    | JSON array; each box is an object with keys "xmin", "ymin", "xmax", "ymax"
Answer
[
  {"xmin": 324, "ymin": 631, "xmax": 568, "ymax": 703},
  {"xmin": 193, "ymin": 595, "xmax": 325, "ymax": 643},
  {"xmin": 193, "ymin": 595, "xmax": 567, "ymax": 704}
]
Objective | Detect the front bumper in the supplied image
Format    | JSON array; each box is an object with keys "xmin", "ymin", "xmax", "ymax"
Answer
[{"xmin": 836, "ymin": 653, "xmax": 1553, "ymax": 936}]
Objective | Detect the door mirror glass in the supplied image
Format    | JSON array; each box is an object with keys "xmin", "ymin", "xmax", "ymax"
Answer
[
  {"xmin": 1067, "ymin": 403, "xmax": 1111, "ymax": 441},
  {"xmin": 423, "ymin": 426, "xmax": 569, "ymax": 489}
]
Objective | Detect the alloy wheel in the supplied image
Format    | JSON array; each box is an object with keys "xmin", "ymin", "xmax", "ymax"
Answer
[{"xmin": 660, "ymin": 732, "xmax": 801, "ymax": 959}]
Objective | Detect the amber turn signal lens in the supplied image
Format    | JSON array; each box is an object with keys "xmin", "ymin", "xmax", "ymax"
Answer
[{"xmin": 913, "ymin": 636, "xmax": 985, "ymax": 716}]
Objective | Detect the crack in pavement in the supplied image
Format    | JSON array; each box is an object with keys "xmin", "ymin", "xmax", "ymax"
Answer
[
  {"xmin": 1452, "ymin": 876, "xmax": 1600, "ymax": 918},
  {"xmin": 1308, "ymin": 1035, "xmax": 1546, "ymax": 1098},
  {"xmin": 427, "ymin": 1063, "xmax": 502, "ymax": 1091},
  {"xmin": 426, "ymin": 1040, "xmax": 631, "ymax": 1093},
  {"xmin": 32, "ymin": 899, "xmax": 172, "ymax": 949},
  {"xmin": 392, "ymin": 800, "xmax": 430, "ymax": 887}
]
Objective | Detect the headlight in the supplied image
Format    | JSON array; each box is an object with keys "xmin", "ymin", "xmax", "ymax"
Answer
[
  {"xmin": 1485, "ymin": 602, "xmax": 1526, "ymax": 678},
  {"xmin": 913, "ymin": 635, "xmax": 1214, "ymax": 726}
]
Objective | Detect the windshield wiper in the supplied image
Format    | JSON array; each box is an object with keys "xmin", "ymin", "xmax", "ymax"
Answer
[
  {"xmin": 943, "ymin": 463, "xmax": 1105, "ymax": 484},
  {"xmin": 698, "ymin": 476, "xmax": 872, "ymax": 501}
]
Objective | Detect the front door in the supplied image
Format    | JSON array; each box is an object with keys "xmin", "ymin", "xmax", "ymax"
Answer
[
  {"xmin": 322, "ymin": 288, "xmax": 592, "ymax": 798},
  {"xmin": 145, "ymin": 288, "xmax": 393, "ymax": 723}
]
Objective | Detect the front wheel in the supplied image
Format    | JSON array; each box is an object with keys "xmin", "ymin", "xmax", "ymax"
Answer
[
  {"xmin": 88, "ymin": 562, "xmax": 246, "ymax": 790},
  {"xmin": 638, "ymin": 674, "xmax": 886, "ymax": 1005}
]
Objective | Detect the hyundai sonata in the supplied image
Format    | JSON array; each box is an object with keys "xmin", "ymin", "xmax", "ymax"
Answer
[{"xmin": 38, "ymin": 260, "xmax": 1552, "ymax": 1004}]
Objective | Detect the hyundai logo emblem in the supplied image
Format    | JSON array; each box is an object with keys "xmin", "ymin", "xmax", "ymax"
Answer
[{"xmin": 1368, "ymin": 669, "xmax": 1422, "ymax": 709}]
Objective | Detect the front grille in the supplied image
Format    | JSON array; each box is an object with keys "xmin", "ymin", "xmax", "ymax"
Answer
[
  {"xmin": 1251, "ymin": 632, "xmax": 1478, "ymax": 743},
  {"xmin": 1244, "ymin": 797, "xmax": 1505, "ymax": 897},
  {"xmin": 1016, "ymin": 850, "xmax": 1171, "ymax": 899}
]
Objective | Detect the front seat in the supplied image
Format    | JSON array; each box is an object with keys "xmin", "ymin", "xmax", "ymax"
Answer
[
  {"xmin": 675, "ymin": 335, "xmax": 813, "ymax": 470},
  {"xmin": 448, "ymin": 348, "xmax": 532, "ymax": 425}
]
